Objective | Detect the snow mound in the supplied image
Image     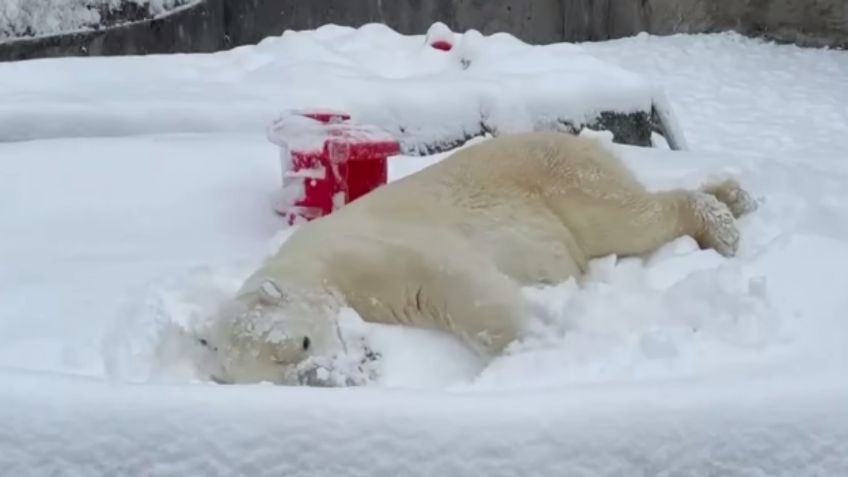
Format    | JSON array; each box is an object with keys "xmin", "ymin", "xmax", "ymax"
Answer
[
  {"xmin": 0, "ymin": 22, "xmax": 669, "ymax": 153},
  {"xmin": 476, "ymin": 244, "xmax": 782, "ymax": 390}
]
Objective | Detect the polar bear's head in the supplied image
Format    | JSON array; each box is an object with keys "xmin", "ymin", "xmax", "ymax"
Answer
[{"xmin": 196, "ymin": 279, "xmax": 343, "ymax": 385}]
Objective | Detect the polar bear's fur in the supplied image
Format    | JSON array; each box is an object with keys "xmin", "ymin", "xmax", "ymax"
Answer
[{"xmin": 198, "ymin": 132, "xmax": 756, "ymax": 385}]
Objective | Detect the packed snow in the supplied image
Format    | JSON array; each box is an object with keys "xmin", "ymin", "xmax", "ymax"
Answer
[
  {"xmin": 1, "ymin": 24, "xmax": 848, "ymax": 475},
  {"xmin": 0, "ymin": 0, "xmax": 192, "ymax": 41}
]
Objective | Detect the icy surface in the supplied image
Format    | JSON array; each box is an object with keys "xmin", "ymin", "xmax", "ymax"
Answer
[
  {"xmin": 0, "ymin": 0, "xmax": 191, "ymax": 41},
  {"xmin": 0, "ymin": 23, "xmax": 655, "ymax": 153},
  {"xmin": 2, "ymin": 30, "xmax": 848, "ymax": 475}
]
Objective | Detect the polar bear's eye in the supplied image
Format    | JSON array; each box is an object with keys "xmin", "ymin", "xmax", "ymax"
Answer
[
  {"xmin": 197, "ymin": 338, "xmax": 218, "ymax": 351},
  {"xmin": 302, "ymin": 336, "xmax": 311, "ymax": 351}
]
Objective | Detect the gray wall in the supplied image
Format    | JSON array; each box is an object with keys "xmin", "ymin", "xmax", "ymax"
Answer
[
  {"xmin": 1, "ymin": 0, "xmax": 846, "ymax": 61},
  {"xmin": 645, "ymin": 0, "xmax": 848, "ymax": 49},
  {"xmin": 222, "ymin": 0, "xmax": 567, "ymax": 47}
]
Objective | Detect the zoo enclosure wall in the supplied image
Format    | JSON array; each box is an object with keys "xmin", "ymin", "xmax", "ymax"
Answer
[{"xmin": 0, "ymin": 0, "xmax": 846, "ymax": 61}]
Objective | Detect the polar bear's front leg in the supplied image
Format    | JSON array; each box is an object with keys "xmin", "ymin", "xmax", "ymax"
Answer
[
  {"xmin": 426, "ymin": 259, "xmax": 528, "ymax": 356},
  {"xmin": 339, "ymin": 240, "xmax": 529, "ymax": 357}
]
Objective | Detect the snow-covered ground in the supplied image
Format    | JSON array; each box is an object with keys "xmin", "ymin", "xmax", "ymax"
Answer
[
  {"xmin": 0, "ymin": 0, "xmax": 192, "ymax": 41},
  {"xmin": 1, "ymin": 25, "xmax": 848, "ymax": 475}
]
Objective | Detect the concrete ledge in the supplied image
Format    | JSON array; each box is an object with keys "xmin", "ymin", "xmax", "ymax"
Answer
[{"xmin": 410, "ymin": 107, "xmax": 682, "ymax": 156}]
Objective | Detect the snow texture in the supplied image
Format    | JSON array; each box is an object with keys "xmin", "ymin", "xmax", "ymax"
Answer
[
  {"xmin": 0, "ymin": 0, "xmax": 190, "ymax": 41},
  {"xmin": 1, "ymin": 27, "xmax": 848, "ymax": 476},
  {"xmin": 0, "ymin": 23, "xmax": 660, "ymax": 154}
]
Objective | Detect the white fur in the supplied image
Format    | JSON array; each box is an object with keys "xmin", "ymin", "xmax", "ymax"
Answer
[{"xmin": 199, "ymin": 132, "xmax": 756, "ymax": 385}]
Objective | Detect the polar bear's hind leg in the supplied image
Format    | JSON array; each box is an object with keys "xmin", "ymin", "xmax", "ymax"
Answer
[
  {"xmin": 700, "ymin": 177, "xmax": 758, "ymax": 218},
  {"xmin": 529, "ymin": 134, "xmax": 748, "ymax": 259},
  {"xmin": 683, "ymin": 191, "xmax": 741, "ymax": 256}
]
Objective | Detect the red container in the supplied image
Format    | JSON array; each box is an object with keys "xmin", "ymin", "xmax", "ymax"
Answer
[{"xmin": 267, "ymin": 110, "xmax": 401, "ymax": 225}]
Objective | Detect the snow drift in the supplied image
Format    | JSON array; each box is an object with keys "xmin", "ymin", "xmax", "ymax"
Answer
[{"xmin": 0, "ymin": 23, "xmax": 682, "ymax": 153}]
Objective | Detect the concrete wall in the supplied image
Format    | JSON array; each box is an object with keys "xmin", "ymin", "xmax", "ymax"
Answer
[
  {"xmin": 560, "ymin": 0, "xmax": 848, "ymax": 46},
  {"xmin": 224, "ymin": 0, "xmax": 848, "ymax": 48},
  {"xmin": 1, "ymin": 0, "xmax": 846, "ymax": 62},
  {"xmin": 645, "ymin": 0, "xmax": 848, "ymax": 48},
  {"xmin": 222, "ymin": 0, "xmax": 566, "ymax": 47}
]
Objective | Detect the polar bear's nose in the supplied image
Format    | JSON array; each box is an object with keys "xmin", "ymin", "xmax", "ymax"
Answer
[{"xmin": 302, "ymin": 336, "xmax": 311, "ymax": 351}]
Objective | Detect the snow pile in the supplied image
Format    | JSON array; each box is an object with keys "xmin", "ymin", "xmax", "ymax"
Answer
[
  {"xmin": 258, "ymin": 22, "xmax": 660, "ymax": 152},
  {"xmin": 2, "ymin": 367, "xmax": 845, "ymax": 477},
  {"xmin": 0, "ymin": 23, "xmax": 664, "ymax": 153},
  {"xmin": 0, "ymin": 0, "xmax": 191, "ymax": 41}
]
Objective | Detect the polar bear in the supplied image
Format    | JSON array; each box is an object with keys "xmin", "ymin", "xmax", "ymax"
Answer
[{"xmin": 196, "ymin": 132, "xmax": 756, "ymax": 385}]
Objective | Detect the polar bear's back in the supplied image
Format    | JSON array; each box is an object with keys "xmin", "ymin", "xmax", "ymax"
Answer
[
  {"xmin": 422, "ymin": 132, "xmax": 640, "ymax": 195},
  {"xmin": 355, "ymin": 132, "xmax": 641, "ymax": 211},
  {"xmin": 279, "ymin": 131, "xmax": 653, "ymax": 275},
  {"xmin": 314, "ymin": 132, "xmax": 648, "ymax": 284},
  {"xmin": 335, "ymin": 132, "xmax": 644, "ymax": 230}
]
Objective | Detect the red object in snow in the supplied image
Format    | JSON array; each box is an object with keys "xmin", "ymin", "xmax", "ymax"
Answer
[
  {"xmin": 425, "ymin": 22, "xmax": 455, "ymax": 53},
  {"xmin": 267, "ymin": 110, "xmax": 401, "ymax": 225},
  {"xmin": 430, "ymin": 40, "xmax": 453, "ymax": 51}
]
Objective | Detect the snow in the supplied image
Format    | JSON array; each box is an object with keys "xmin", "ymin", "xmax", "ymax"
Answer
[
  {"xmin": 0, "ymin": 0, "xmax": 191, "ymax": 41},
  {"xmin": 0, "ymin": 23, "xmax": 658, "ymax": 154},
  {"xmin": 2, "ymin": 369, "xmax": 846, "ymax": 477},
  {"xmin": 2, "ymin": 24, "xmax": 848, "ymax": 475},
  {"xmin": 587, "ymin": 32, "xmax": 848, "ymax": 168}
]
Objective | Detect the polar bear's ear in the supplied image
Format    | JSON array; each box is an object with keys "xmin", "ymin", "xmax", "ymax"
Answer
[{"xmin": 259, "ymin": 279, "xmax": 286, "ymax": 305}]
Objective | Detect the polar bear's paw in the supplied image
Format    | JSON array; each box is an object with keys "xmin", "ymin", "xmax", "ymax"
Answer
[
  {"xmin": 700, "ymin": 178, "xmax": 758, "ymax": 219},
  {"xmin": 292, "ymin": 345, "xmax": 382, "ymax": 387},
  {"xmin": 690, "ymin": 192, "xmax": 740, "ymax": 257}
]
